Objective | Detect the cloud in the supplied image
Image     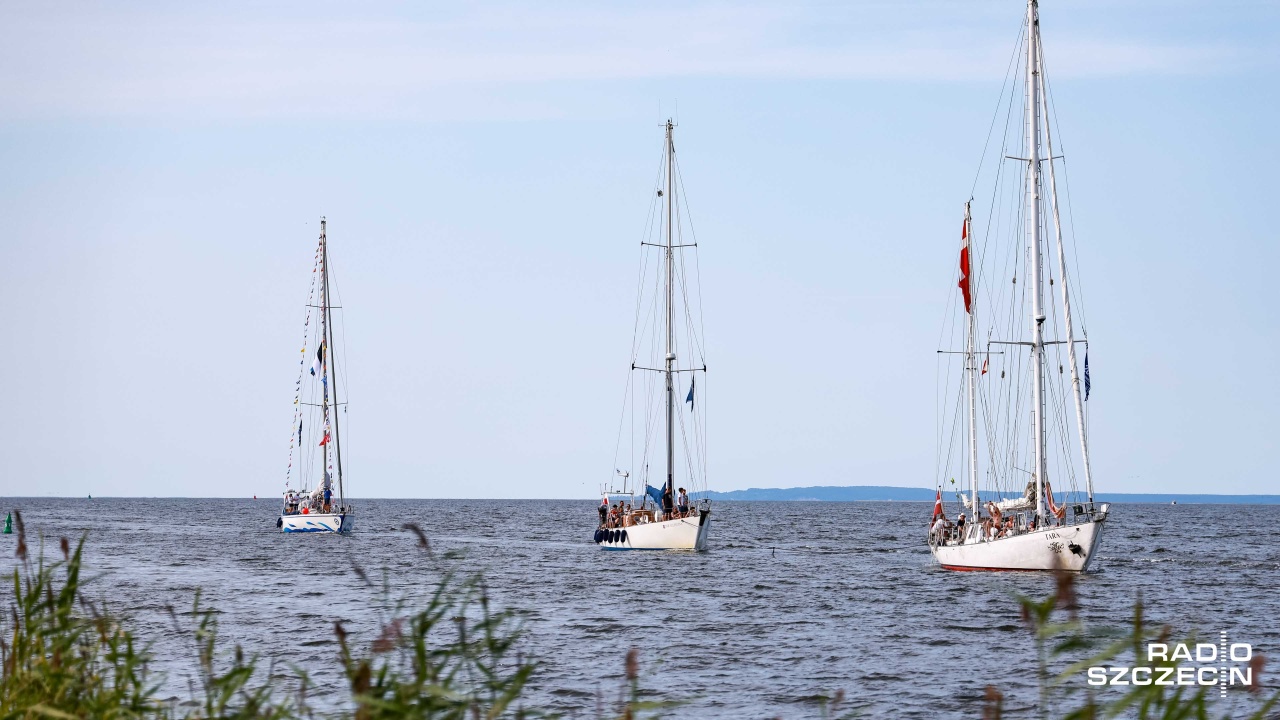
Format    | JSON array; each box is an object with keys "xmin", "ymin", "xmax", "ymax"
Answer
[{"xmin": 0, "ymin": 1, "xmax": 1261, "ymax": 120}]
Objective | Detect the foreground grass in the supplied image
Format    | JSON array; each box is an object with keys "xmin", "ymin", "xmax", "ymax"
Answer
[
  {"xmin": 983, "ymin": 566, "xmax": 1279, "ymax": 720},
  {"xmin": 0, "ymin": 513, "xmax": 553, "ymax": 719}
]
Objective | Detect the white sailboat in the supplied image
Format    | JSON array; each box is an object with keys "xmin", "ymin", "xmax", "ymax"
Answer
[
  {"xmin": 278, "ymin": 218, "xmax": 354, "ymax": 534},
  {"xmin": 595, "ymin": 120, "xmax": 711, "ymax": 551},
  {"xmin": 930, "ymin": 0, "xmax": 1109, "ymax": 572}
]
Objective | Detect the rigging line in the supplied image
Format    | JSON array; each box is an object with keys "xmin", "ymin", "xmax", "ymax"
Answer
[
  {"xmin": 297, "ymin": 244, "xmax": 326, "ymax": 491},
  {"xmin": 675, "ymin": 255, "xmax": 704, "ymax": 368},
  {"xmin": 619, "ymin": 186, "xmax": 661, "ymax": 488},
  {"xmin": 610, "ymin": 365, "xmax": 634, "ymax": 484},
  {"xmin": 670, "ymin": 327, "xmax": 702, "ymax": 491},
  {"xmin": 979, "ymin": 145, "xmax": 1023, "ymax": 489},
  {"xmin": 1039, "ymin": 51, "xmax": 1090, "ymax": 335},
  {"xmin": 674, "ymin": 378, "xmax": 698, "ymax": 491},
  {"xmin": 629, "ymin": 144, "xmax": 667, "ymax": 361},
  {"xmin": 640, "ymin": 248, "xmax": 664, "ymax": 481},
  {"xmin": 940, "ymin": 371, "xmax": 967, "ymax": 491},
  {"xmin": 1002, "ymin": 348, "xmax": 1028, "ymax": 493},
  {"xmin": 673, "ymin": 155, "xmax": 709, "ymax": 361},
  {"xmin": 977, "ymin": 365, "xmax": 1009, "ymax": 495},
  {"xmin": 935, "ymin": 302, "xmax": 961, "ymax": 488},
  {"xmin": 1036, "ymin": 188, "xmax": 1079, "ymax": 482},
  {"xmin": 640, "ymin": 288, "xmax": 660, "ymax": 475},
  {"xmin": 979, "ymin": 339, "xmax": 1023, "ymax": 496},
  {"xmin": 669, "ymin": 173, "xmax": 706, "ymax": 367},
  {"xmin": 328, "ymin": 245, "xmax": 353, "ymax": 480},
  {"xmin": 975, "ymin": 39, "xmax": 1024, "ymax": 309},
  {"xmin": 970, "ymin": 17, "xmax": 1029, "ymax": 200},
  {"xmin": 630, "ymin": 203, "xmax": 658, "ymax": 360},
  {"xmin": 982, "ymin": 352, "xmax": 1007, "ymax": 492},
  {"xmin": 698, "ymin": 373, "xmax": 708, "ymax": 483},
  {"xmin": 287, "ymin": 245, "xmax": 323, "ymax": 481},
  {"xmin": 676, "ymin": 253, "xmax": 703, "ymax": 362},
  {"xmin": 1046, "ymin": 343, "xmax": 1082, "ymax": 489},
  {"xmin": 934, "ymin": 201, "xmax": 969, "ymax": 486}
]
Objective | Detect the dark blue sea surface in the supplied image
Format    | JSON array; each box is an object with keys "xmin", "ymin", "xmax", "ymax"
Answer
[{"xmin": 1, "ymin": 498, "xmax": 1276, "ymax": 718}]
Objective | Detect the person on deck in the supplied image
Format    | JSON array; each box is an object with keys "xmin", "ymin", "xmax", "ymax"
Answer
[
  {"xmin": 677, "ymin": 487, "xmax": 690, "ymax": 517},
  {"xmin": 598, "ymin": 496, "xmax": 609, "ymax": 527},
  {"xmin": 323, "ymin": 487, "xmax": 332, "ymax": 513},
  {"xmin": 955, "ymin": 513, "xmax": 967, "ymax": 543},
  {"xmin": 930, "ymin": 515, "xmax": 947, "ymax": 545},
  {"xmin": 998, "ymin": 517, "xmax": 1013, "ymax": 538},
  {"xmin": 661, "ymin": 486, "xmax": 674, "ymax": 521}
]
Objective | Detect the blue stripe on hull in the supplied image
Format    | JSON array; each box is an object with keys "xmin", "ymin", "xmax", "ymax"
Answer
[{"xmin": 279, "ymin": 516, "xmax": 352, "ymax": 534}]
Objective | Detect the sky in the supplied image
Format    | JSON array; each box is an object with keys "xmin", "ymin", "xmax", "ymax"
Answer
[{"xmin": 1, "ymin": 0, "xmax": 1277, "ymax": 498}]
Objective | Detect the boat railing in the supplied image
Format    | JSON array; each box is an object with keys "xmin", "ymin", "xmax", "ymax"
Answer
[
  {"xmin": 1067, "ymin": 502, "xmax": 1110, "ymax": 524},
  {"xmin": 933, "ymin": 502, "xmax": 1110, "ymax": 547}
]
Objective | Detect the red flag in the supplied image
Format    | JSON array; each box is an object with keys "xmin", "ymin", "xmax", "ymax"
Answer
[
  {"xmin": 319, "ymin": 432, "xmax": 330, "ymax": 446},
  {"xmin": 957, "ymin": 220, "xmax": 972, "ymax": 314},
  {"xmin": 930, "ymin": 490, "xmax": 943, "ymax": 523},
  {"xmin": 981, "ymin": 356, "xmax": 989, "ymax": 375}
]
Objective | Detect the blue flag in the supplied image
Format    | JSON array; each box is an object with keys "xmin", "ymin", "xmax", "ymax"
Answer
[
  {"xmin": 686, "ymin": 376, "xmax": 695, "ymax": 410},
  {"xmin": 645, "ymin": 484, "xmax": 664, "ymax": 507},
  {"xmin": 1084, "ymin": 352, "xmax": 1091, "ymax": 401}
]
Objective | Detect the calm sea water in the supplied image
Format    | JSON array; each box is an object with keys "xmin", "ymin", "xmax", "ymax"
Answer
[{"xmin": 1, "ymin": 498, "xmax": 1276, "ymax": 718}]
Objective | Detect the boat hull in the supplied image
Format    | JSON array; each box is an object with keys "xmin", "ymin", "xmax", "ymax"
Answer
[
  {"xmin": 595, "ymin": 511, "xmax": 710, "ymax": 551},
  {"xmin": 932, "ymin": 518, "xmax": 1104, "ymax": 572},
  {"xmin": 280, "ymin": 512, "xmax": 353, "ymax": 534}
]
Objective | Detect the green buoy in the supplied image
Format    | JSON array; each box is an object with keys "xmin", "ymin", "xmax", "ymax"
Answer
[{"xmin": 3, "ymin": 513, "xmax": 11, "ymax": 535}]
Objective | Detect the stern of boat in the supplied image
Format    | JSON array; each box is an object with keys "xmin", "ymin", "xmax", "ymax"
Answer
[{"xmin": 281, "ymin": 510, "xmax": 353, "ymax": 534}]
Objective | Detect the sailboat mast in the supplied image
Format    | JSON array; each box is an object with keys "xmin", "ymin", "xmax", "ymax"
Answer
[
  {"xmin": 664, "ymin": 119, "xmax": 676, "ymax": 503},
  {"xmin": 1037, "ymin": 41, "xmax": 1094, "ymax": 504},
  {"xmin": 964, "ymin": 204, "xmax": 979, "ymax": 518},
  {"xmin": 321, "ymin": 218, "xmax": 346, "ymax": 508},
  {"xmin": 316, "ymin": 222, "xmax": 329, "ymax": 494},
  {"xmin": 1026, "ymin": 0, "xmax": 1048, "ymax": 521}
]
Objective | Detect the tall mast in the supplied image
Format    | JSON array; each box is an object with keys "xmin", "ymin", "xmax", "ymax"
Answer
[
  {"xmin": 316, "ymin": 222, "xmax": 328, "ymax": 493},
  {"xmin": 1026, "ymin": 0, "xmax": 1048, "ymax": 521},
  {"xmin": 1037, "ymin": 41, "xmax": 1094, "ymax": 504},
  {"xmin": 321, "ymin": 218, "xmax": 346, "ymax": 507},
  {"xmin": 664, "ymin": 119, "xmax": 676, "ymax": 503},
  {"xmin": 964, "ymin": 203, "xmax": 979, "ymax": 520}
]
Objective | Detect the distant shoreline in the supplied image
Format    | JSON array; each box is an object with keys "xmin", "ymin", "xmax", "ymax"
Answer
[
  {"xmin": 700, "ymin": 485, "xmax": 1280, "ymax": 504},
  {"xmin": 7, "ymin": 487, "xmax": 1280, "ymax": 505}
]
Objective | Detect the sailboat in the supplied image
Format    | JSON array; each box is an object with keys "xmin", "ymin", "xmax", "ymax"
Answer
[
  {"xmin": 278, "ymin": 218, "xmax": 354, "ymax": 534},
  {"xmin": 595, "ymin": 120, "xmax": 711, "ymax": 551},
  {"xmin": 930, "ymin": 0, "xmax": 1109, "ymax": 572}
]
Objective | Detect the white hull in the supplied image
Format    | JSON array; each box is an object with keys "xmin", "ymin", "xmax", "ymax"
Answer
[
  {"xmin": 596, "ymin": 511, "xmax": 710, "ymax": 551},
  {"xmin": 932, "ymin": 518, "xmax": 1104, "ymax": 572},
  {"xmin": 280, "ymin": 512, "xmax": 353, "ymax": 534}
]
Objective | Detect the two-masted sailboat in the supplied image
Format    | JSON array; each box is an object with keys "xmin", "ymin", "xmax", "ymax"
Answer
[
  {"xmin": 930, "ymin": 0, "xmax": 1109, "ymax": 571},
  {"xmin": 595, "ymin": 120, "xmax": 711, "ymax": 551},
  {"xmin": 278, "ymin": 218, "xmax": 354, "ymax": 533}
]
